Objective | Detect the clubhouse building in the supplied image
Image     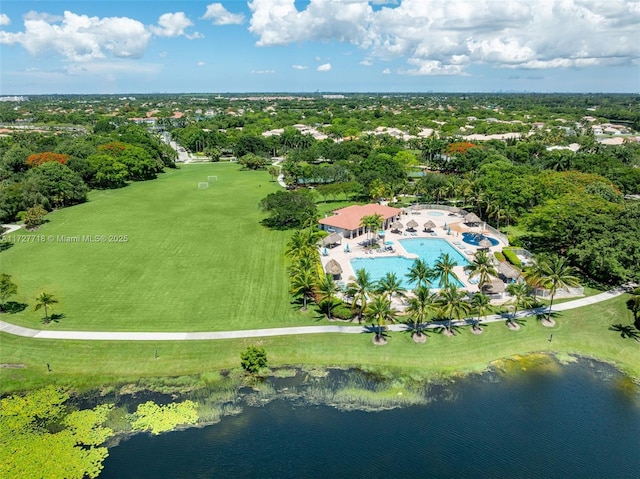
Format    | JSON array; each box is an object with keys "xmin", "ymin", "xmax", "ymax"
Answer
[{"xmin": 318, "ymin": 204, "xmax": 402, "ymax": 239}]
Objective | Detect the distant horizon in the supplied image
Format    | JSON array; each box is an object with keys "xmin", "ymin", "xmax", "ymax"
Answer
[{"xmin": 1, "ymin": 1, "xmax": 638, "ymax": 95}]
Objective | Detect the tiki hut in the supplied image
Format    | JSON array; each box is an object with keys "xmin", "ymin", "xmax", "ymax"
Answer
[
  {"xmin": 496, "ymin": 261, "xmax": 521, "ymax": 281},
  {"xmin": 321, "ymin": 232, "xmax": 343, "ymax": 247},
  {"xmin": 464, "ymin": 212, "xmax": 482, "ymax": 225},
  {"xmin": 391, "ymin": 220, "xmax": 404, "ymax": 233},
  {"xmin": 423, "ymin": 220, "xmax": 436, "ymax": 232},
  {"xmin": 482, "ymin": 279, "xmax": 506, "ymax": 295},
  {"xmin": 406, "ymin": 219, "xmax": 419, "ymax": 231},
  {"xmin": 478, "ymin": 238, "xmax": 493, "ymax": 250},
  {"xmin": 450, "ymin": 206, "xmax": 461, "ymax": 214},
  {"xmin": 324, "ymin": 259, "xmax": 343, "ymax": 279}
]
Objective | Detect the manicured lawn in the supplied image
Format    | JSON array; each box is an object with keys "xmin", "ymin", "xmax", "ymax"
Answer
[
  {"xmin": 1, "ymin": 164, "xmax": 310, "ymax": 331},
  {"xmin": 1, "ymin": 294, "xmax": 638, "ymax": 394}
]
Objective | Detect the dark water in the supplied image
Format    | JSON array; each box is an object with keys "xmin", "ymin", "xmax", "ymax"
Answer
[{"xmin": 100, "ymin": 360, "xmax": 640, "ymax": 479}]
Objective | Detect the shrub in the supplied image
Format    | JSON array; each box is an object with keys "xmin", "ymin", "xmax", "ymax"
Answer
[
  {"xmin": 332, "ymin": 303, "xmax": 355, "ymax": 320},
  {"xmin": 494, "ymin": 251, "xmax": 506, "ymax": 262},
  {"xmin": 502, "ymin": 248, "xmax": 522, "ymax": 268},
  {"xmin": 240, "ymin": 346, "xmax": 268, "ymax": 374}
]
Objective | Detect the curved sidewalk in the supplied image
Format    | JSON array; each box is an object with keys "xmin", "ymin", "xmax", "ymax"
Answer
[{"xmin": 0, "ymin": 290, "xmax": 625, "ymax": 341}]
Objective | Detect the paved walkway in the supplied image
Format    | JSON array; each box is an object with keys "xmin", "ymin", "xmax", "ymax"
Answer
[{"xmin": 0, "ymin": 290, "xmax": 625, "ymax": 341}]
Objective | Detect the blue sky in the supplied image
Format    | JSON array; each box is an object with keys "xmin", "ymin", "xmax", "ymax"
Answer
[{"xmin": 1, "ymin": 0, "xmax": 639, "ymax": 94}]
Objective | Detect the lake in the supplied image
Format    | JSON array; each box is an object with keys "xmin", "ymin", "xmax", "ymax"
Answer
[{"xmin": 100, "ymin": 357, "xmax": 640, "ymax": 478}]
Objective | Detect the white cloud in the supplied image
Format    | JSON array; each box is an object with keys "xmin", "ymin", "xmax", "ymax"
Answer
[
  {"xmin": 202, "ymin": 3, "xmax": 245, "ymax": 25},
  {"xmin": 317, "ymin": 63, "xmax": 332, "ymax": 71},
  {"xmin": 247, "ymin": 0, "xmax": 640, "ymax": 75},
  {"xmin": 251, "ymin": 69, "xmax": 275, "ymax": 74},
  {"xmin": 150, "ymin": 12, "xmax": 196, "ymax": 38},
  {"xmin": 292, "ymin": 64, "xmax": 308, "ymax": 69},
  {"xmin": 382, "ymin": 68, "xmax": 391, "ymax": 74},
  {"xmin": 197, "ymin": 61, "xmax": 206, "ymax": 67},
  {"xmin": 0, "ymin": 13, "xmax": 10, "ymax": 26},
  {"xmin": 0, "ymin": 10, "xmax": 151, "ymax": 62},
  {"xmin": 63, "ymin": 61, "xmax": 162, "ymax": 76},
  {"xmin": 359, "ymin": 59, "xmax": 373, "ymax": 66}
]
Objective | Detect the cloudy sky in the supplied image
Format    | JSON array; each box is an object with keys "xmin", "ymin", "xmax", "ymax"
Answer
[{"xmin": 1, "ymin": 0, "xmax": 639, "ymax": 94}]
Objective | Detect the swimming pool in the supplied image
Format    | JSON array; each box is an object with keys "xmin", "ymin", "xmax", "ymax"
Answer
[
  {"xmin": 426, "ymin": 211, "xmax": 445, "ymax": 217},
  {"xmin": 462, "ymin": 232, "xmax": 499, "ymax": 246},
  {"xmin": 350, "ymin": 238, "xmax": 468, "ymax": 289}
]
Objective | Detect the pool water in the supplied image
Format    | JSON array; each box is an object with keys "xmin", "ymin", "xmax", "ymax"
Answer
[
  {"xmin": 426, "ymin": 211, "xmax": 445, "ymax": 217},
  {"xmin": 350, "ymin": 238, "xmax": 467, "ymax": 289},
  {"xmin": 462, "ymin": 232, "xmax": 499, "ymax": 246}
]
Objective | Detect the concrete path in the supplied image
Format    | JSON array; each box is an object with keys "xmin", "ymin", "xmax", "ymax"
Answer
[{"xmin": 0, "ymin": 290, "xmax": 625, "ymax": 342}]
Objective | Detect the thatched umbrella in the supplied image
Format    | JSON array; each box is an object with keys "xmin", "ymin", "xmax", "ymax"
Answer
[
  {"xmin": 321, "ymin": 232, "xmax": 342, "ymax": 247},
  {"xmin": 391, "ymin": 220, "xmax": 404, "ymax": 232},
  {"xmin": 406, "ymin": 219, "xmax": 419, "ymax": 230},
  {"xmin": 423, "ymin": 220, "xmax": 436, "ymax": 231},
  {"xmin": 482, "ymin": 279, "xmax": 505, "ymax": 294},
  {"xmin": 497, "ymin": 261, "xmax": 520, "ymax": 280},
  {"xmin": 478, "ymin": 238, "xmax": 493, "ymax": 249},
  {"xmin": 450, "ymin": 206, "xmax": 461, "ymax": 214},
  {"xmin": 464, "ymin": 212, "xmax": 481, "ymax": 224},
  {"xmin": 324, "ymin": 259, "xmax": 343, "ymax": 277}
]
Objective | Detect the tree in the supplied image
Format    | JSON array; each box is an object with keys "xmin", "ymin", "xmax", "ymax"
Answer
[
  {"xmin": 359, "ymin": 213, "xmax": 383, "ymax": 246},
  {"xmin": 240, "ymin": 346, "xmax": 268, "ymax": 374},
  {"xmin": 366, "ymin": 293, "xmax": 397, "ymax": 345},
  {"xmin": 87, "ymin": 154, "xmax": 128, "ymax": 188},
  {"xmin": 525, "ymin": 255, "xmax": 579, "ymax": 325},
  {"xmin": 626, "ymin": 288, "xmax": 640, "ymax": 330},
  {"xmin": 346, "ymin": 268, "xmax": 375, "ymax": 323},
  {"xmin": 464, "ymin": 250, "xmax": 498, "ymax": 292},
  {"xmin": 316, "ymin": 273, "xmax": 340, "ymax": 320},
  {"xmin": 238, "ymin": 153, "xmax": 270, "ymax": 170},
  {"xmin": 290, "ymin": 267, "xmax": 317, "ymax": 311},
  {"xmin": 259, "ymin": 190, "xmax": 318, "ymax": 229},
  {"xmin": 405, "ymin": 285, "xmax": 438, "ymax": 341},
  {"xmin": 23, "ymin": 162, "xmax": 88, "ymax": 210},
  {"xmin": 434, "ymin": 253, "xmax": 460, "ymax": 289},
  {"xmin": 0, "ymin": 273, "xmax": 18, "ymax": 312},
  {"xmin": 26, "ymin": 152, "xmax": 70, "ymax": 167},
  {"xmin": 34, "ymin": 291, "xmax": 58, "ymax": 323},
  {"xmin": 505, "ymin": 282, "xmax": 535, "ymax": 329},
  {"xmin": 376, "ymin": 271, "xmax": 406, "ymax": 302},
  {"xmin": 406, "ymin": 258, "xmax": 435, "ymax": 289},
  {"xmin": 438, "ymin": 285, "xmax": 471, "ymax": 335},
  {"xmin": 470, "ymin": 292, "xmax": 491, "ymax": 333},
  {"xmin": 24, "ymin": 204, "xmax": 47, "ymax": 229}
]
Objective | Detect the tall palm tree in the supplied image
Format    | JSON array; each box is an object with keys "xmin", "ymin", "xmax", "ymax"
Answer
[
  {"xmin": 376, "ymin": 272, "xmax": 406, "ymax": 303},
  {"xmin": 438, "ymin": 285, "xmax": 471, "ymax": 335},
  {"xmin": 34, "ymin": 291, "xmax": 58, "ymax": 323},
  {"xmin": 290, "ymin": 267, "xmax": 317, "ymax": 311},
  {"xmin": 405, "ymin": 286, "xmax": 438, "ymax": 341},
  {"xmin": 346, "ymin": 268, "xmax": 375, "ymax": 323},
  {"xmin": 470, "ymin": 291, "xmax": 491, "ymax": 332},
  {"xmin": 286, "ymin": 227, "xmax": 324, "ymax": 261},
  {"xmin": 434, "ymin": 253, "xmax": 459, "ymax": 289},
  {"xmin": 464, "ymin": 250, "xmax": 498, "ymax": 292},
  {"xmin": 366, "ymin": 293, "xmax": 398, "ymax": 344},
  {"xmin": 505, "ymin": 282, "xmax": 535, "ymax": 328},
  {"xmin": 524, "ymin": 255, "xmax": 580, "ymax": 324},
  {"xmin": 316, "ymin": 274, "xmax": 340, "ymax": 320},
  {"xmin": 406, "ymin": 258, "xmax": 435, "ymax": 290},
  {"xmin": 359, "ymin": 213, "xmax": 383, "ymax": 246}
]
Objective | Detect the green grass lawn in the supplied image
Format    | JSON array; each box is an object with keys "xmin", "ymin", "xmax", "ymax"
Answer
[
  {"xmin": 1, "ymin": 164, "xmax": 309, "ymax": 331},
  {"xmin": 1, "ymin": 293, "xmax": 638, "ymax": 394}
]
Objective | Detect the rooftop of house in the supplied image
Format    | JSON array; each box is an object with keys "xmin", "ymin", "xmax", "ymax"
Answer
[{"xmin": 318, "ymin": 204, "xmax": 401, "ymax": 231}]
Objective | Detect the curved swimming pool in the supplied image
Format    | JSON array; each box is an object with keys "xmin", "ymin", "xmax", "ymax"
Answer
[
  {"xmin": 462, "ymin": 232, "xmax": 499, "ymax": 246},
  {"xmin": 350, "ymin": 238, "xmax": 467, "ymax": 289}
]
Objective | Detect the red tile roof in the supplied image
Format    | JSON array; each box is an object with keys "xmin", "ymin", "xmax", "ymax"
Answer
[{"xmin": 318, "ymin": 204, "xmax": 401, "ymax": 231}]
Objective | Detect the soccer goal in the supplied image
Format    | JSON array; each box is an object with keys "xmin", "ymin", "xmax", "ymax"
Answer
[
  {"xmin": 207, "ymin": 175, "xmax": 218, "ymax": 182},
  {"xmin": 198, "ymin": 182, "xmax": 209, "ymax": 189}
]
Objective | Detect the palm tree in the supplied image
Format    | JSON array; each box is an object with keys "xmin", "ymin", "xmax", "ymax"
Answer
[
  {"xmin": 286, "ymin": 227, "xmax": 324, "ymax": 261},
  {"xmin": 438, "ymin": 285, "xmax": 471, "ymax": 335},
  {"xmin": 366, "ymin": 293, "xmax": 398, "ymax": 344},
  {"xmin": 34, "ymin": 291, "xmax": 58, "ymax": 323},
  {"xmin": 289, "ymin": 267, "xmax": 317, "ymax": 311},
  {"xmin": 524, "ymin": 255, "xmax": 580, "ymax": 325},
  {"xmin": 346, "ymin": 268, "xmax": 374, "ymax": 323},
  {"xmin": 464, "ymin": 250, "xmax": 498, "ymax": 292},
  {"xmin": 434, "ymin": 253, "xmax": 459, "ymax": 289},
  {"xmin": 316, "ymin": 274, "xmax": 340, "ymax": 320},
  {"xmin": 470, "ymin": 292, "xmax": 491, "ymax": 333},
  {"xmin": 505, "ymin": 282, "xmax": 535, "ymax": 329},
  {"xmin": 359, "ymin": 213, "xmax": 383, "ymax": 246},
  {"xmin": 405, "ymin": 258, "xmax": 435, "ymax": 290},
  {"xmin": 405, "ymin": 286, "xmax": 438, "ymax": 341},
  {"xmin": 376, "ymin": 272, "xmax": 406, "ymax": 302},
  {"xmin": 626, "ymin": 287, "xmax": 640, "ymax": 330}
]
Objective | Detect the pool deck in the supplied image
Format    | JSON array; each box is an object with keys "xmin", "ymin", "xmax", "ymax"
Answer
[{"xmin": 320, "ymin": 209, "xmax": 506, "ymax": 309}]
